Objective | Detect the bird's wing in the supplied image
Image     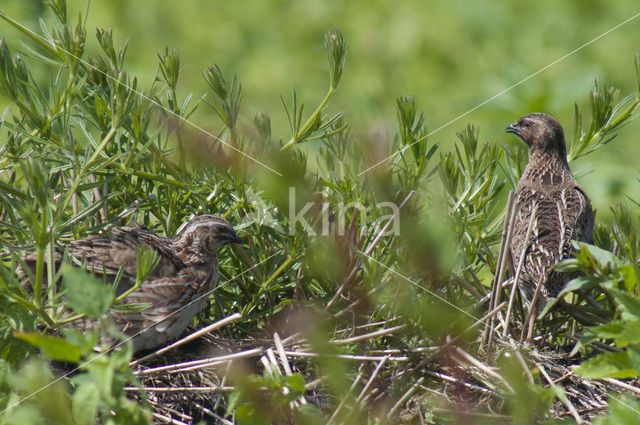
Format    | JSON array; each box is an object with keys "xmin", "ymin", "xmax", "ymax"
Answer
[
  {"xmin": 511, "ymin": 186, "xmax": 565, "ymax": 298},
  {"xmin": 551, "ymin": 185, "xmax": 594, "ymax": 261},
  {"xmin": 62, "ymin": 228, "xmax": 185, "ymax": 294},
  {"xmin": 544, "ymin": 185, "xmax": 594, "ymax": 290},
  {"xmin": 568, "ymin": 186, "xmax": 595, "ymax": 244},
  {"xmin": 112, "ymin": 266, "xmax": 217, "ymax": 334}
]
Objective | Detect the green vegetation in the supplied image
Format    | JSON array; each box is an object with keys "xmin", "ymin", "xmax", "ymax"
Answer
[{"xmin": 1, "ymin": 1, "xmax": 640, "ymax": 424}]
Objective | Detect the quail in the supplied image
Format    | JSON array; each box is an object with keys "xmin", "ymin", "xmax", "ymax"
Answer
[
  {"xmin": 506, "ymin": 113, "xmax": 595, "ymax": 307},
  {"xmin": 21, "ymin": 215, "xmax": 241, "ymax": 352}
]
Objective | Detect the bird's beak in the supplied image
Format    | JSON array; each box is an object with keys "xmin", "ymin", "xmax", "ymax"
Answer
[
  {"xmin": 505, "ymin": 124, "xmax": 521, "ymax": 136},
  {"xmin": 226, "ymin": 232, "xmax": 243, "ymax": 244}
]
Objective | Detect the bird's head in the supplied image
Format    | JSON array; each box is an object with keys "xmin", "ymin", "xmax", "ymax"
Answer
[
  {"xmin": 174, "ymin": 215, "xmax": 242, "ymax": 255},
  {"xmin": 506, "ymin": 113, "xmax": 567, "ymax": 159}
]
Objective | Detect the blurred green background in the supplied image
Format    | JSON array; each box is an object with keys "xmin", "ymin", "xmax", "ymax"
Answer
[{"xmin": 2, "ymin": 0, "xmax": 639, "ymax": 214}]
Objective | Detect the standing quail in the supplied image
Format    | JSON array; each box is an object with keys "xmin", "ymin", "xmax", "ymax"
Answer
[
  {"xmin": 21, "ymin": 215, "xmax": 242, "ymax": 352},
  {"xmin": 506, "ymin": 113, "xmax": 595, "ymax": 306}
]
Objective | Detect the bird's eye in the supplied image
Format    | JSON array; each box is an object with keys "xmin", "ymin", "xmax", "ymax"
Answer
[{"xmin": 521, "ymin": 120, "xmax": 531, "ymax": 128}]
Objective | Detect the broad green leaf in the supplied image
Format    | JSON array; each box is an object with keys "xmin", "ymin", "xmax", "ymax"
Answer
[
  {"xmin": 556, "ymin": 276, "xmax": 594, "ymax": 297},
  {"xmin": 13, "ymin": 332, "xmax": 81, "ymax": 363},
  {"xmin": 628, "ymin": 344, "xmax": 640, "ymax": 368},
  {"xmin": 236, "ymin": 403, "xmax": 270, "ymax": 425},
  {"xmin": 284, "ymin": 373, "xmax": 306, "ymax": 394},
  {"xmin": 585, "ymin": 243, "xmax": 619, "ymax": 267},
  {"xmin": 63, "ymin": 266, "xmax": 115, "ymax": 318},
  {"xmin": 590, "ymin": 320, "xmax": 640, "ymax": 347},
  {"xmin": 293, "ymin": 403, "xmax": 325, "ymax": 425},
  {"xmin": 538, "ymin": 297, "xmax": 561, "ymax": 317},
  {"xmin": 608, "ymin": 288, "xmax": 640, "ymax": 320},
  {"xmin": 619, "ymin": 266, "xmax": 636, "ymax": 291},
  {"xmin": 72, "ymin": 380, "xmax": 100, "ymax": 425},
  {"xmin": 593, "ymin": 396, "xmax": 640, "ymax": 425},
  {"xmin": 63, "ymin": 327, "xmax": 98, "ymax": 356},
  {"xmin": 225, "ymin": 390, "xmax": 242, "ymax": 415},
  {"xmin": 575, "ymin": 351, "xmax": 638, "ymax": 379}
]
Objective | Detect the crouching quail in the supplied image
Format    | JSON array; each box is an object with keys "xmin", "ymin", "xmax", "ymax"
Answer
[{"xmin": 21, "ymin": 215, "xmax": 241, "ymax": 352}]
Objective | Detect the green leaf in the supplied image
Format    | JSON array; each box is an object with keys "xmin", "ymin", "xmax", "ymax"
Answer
[
  {"xmin": 13, "ymin": 332, "xmax": 81, "ymax": 363},
  {"xmin": 575, "ymin": 351, "xmax": 638, "ymax": 379},
  {"xmin": 608, "ymin": 288, "xmax": 640, "ymax": 320},
  {"xmin": 590, "ymin": 320, "xmax": 640, "ymax": 347},
  {"xmin": 63, "ymin": 266, "xmax": 115, "ymax": 318},
  {"xmin": 225, "ymin": 390, "xmax": 242, "ymax": 416},
  {"xmin": 63, "ymin": 327, "xmax": 98, "ymax": 356},
  {"xmin": 594, "ymin": 396, "xmax": 640, "ymax": 425},
  {"xmin": 236, "ymin": 403, "xmax": 270, "ymax": 425},
  {"xmin": 293, "ymin": 403, "xmax": 325, "ymax": 425},
  {"xmin": 71, "ymin": 380, "xmax": 100, "ymax": 425},
  {"xmin": 283, "ymin": 373, "xmax": 305, "ymax": 394},
  {"xmin": 579, "ymin": 242, "xmax": 619, "ymax": 267},
  {"xmin": 538, "ymin": 297, "xmax": 560, "ymax": 318},
  {"xmin": 556, "ymin": 276, "xmax": 594, "ymax": 297},
  {"xmin": 619, "ymin": 265, "xmax": 636, "ymax": 292}
]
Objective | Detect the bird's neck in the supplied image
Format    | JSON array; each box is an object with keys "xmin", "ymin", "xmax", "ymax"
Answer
[
  {"xmin": 521, "ymin": 148, "xmax": 573, "ymax": 190},
  {"xmin": 170, "ymin": 240, "xmax": 217, "ymax": 266}
]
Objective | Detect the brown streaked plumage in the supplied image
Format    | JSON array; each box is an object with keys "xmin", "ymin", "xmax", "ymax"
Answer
[
  {"xmin": 21, "ymin": 215, "xmax": 241, "ymax": 351},
  {"xmin": 506, "ymin": 113, "xmax": 595, "ymax": 304}
]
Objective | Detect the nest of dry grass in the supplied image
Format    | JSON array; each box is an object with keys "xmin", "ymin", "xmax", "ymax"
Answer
[{"xmin": 121, "ymin": 313, "xmax": 639, "ymax": 425}]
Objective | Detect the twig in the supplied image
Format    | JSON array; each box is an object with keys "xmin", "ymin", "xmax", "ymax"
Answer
[
  {"xmin": 192, "ymin": 401, "xmax": 235, "ymax": 425},
  {"xmin": 130, "ymin": 312, "xmax": 242, "ymax": 366},
  {"xmin": 304, "ymin": 377, "xmax": 324, "ymax": 390},
  {"xmin": 600, "ymin": 378, "xmax": 640, "ymax": 395},
  {"xmin": 425, "ymin": 371, "xmax": 495, "ymax": 394},
  {"xmin": 454, "ymin": 346, "xmax": 514, "ymax": 393},
  {"xmin": 327, "ymin": 368, "xmax": 364, "ymax": 424},
  {"xmin": 437, "ymin": 301, "xmax": 506, "ymax": 355},
  {"xmin": 502, "ymin": 201, "xmax": 538, "ymax": 339},
  {"xmin": 521, "ymin": 275, "xmax": 544, "ymax": 344},
  {"xmin": 509, "ymin": 341, "xmax": 534, "ymax": 384},
  {"xmin": 537, "ymin": 363, "xmax": 583, "ymax": 424},
  {"xmin": 124, "ymin": 386, "xmax": 233, "ymax": 392},
  {"xmin": 329, "ymin": 325, "xmax": 405, "ymax": 345},
  {"xmin": 485, "ymin": 190, "xmax": 516, "ymax": 354},
  {"xmin": 284, "ymin": 351, "xmax": 408, "ymax": 362},
  {"xmin": 385, "ymin": 377, "xmax": 424, "ymax": 420},
  {"xmin": 355, "ymin": 355, "xmax": 388, "ymax": 403},
  {"xmin": 334, "ymin": 318, "xmax": 400, "ymax": 334},
  {"xmin": 263, "ymin": 349, "xmax": 299, "ymax": 409},
  {"xmin": 274, "ymin": 332, "xmax": 307, "ymax": 404},
  {"xmin": 135, "ymin": 347, "xmax": 264, "ymax": 375},
  {"xmin": 368, "ymin": 347, "xmax": 436, "ymax": 355},
  {"xmin": 152, "ymin": 412, "xmax": 190, "ymax": 425},
  {"xmin": 214, "ymin": 361, "xmax": 232, "ymax": 411},
  {"xmin": 455, "ymin": 275, "xmax": 483, "ymax": 300}
]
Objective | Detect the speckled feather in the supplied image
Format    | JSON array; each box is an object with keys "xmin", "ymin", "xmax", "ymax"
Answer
[
  {"xmin": 507, "ymin": 113, "xmax": 595, "ymax": 303},
  {"xmin": 21, "ymin": 215, "xmax": 241, "ymax": 351}
]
